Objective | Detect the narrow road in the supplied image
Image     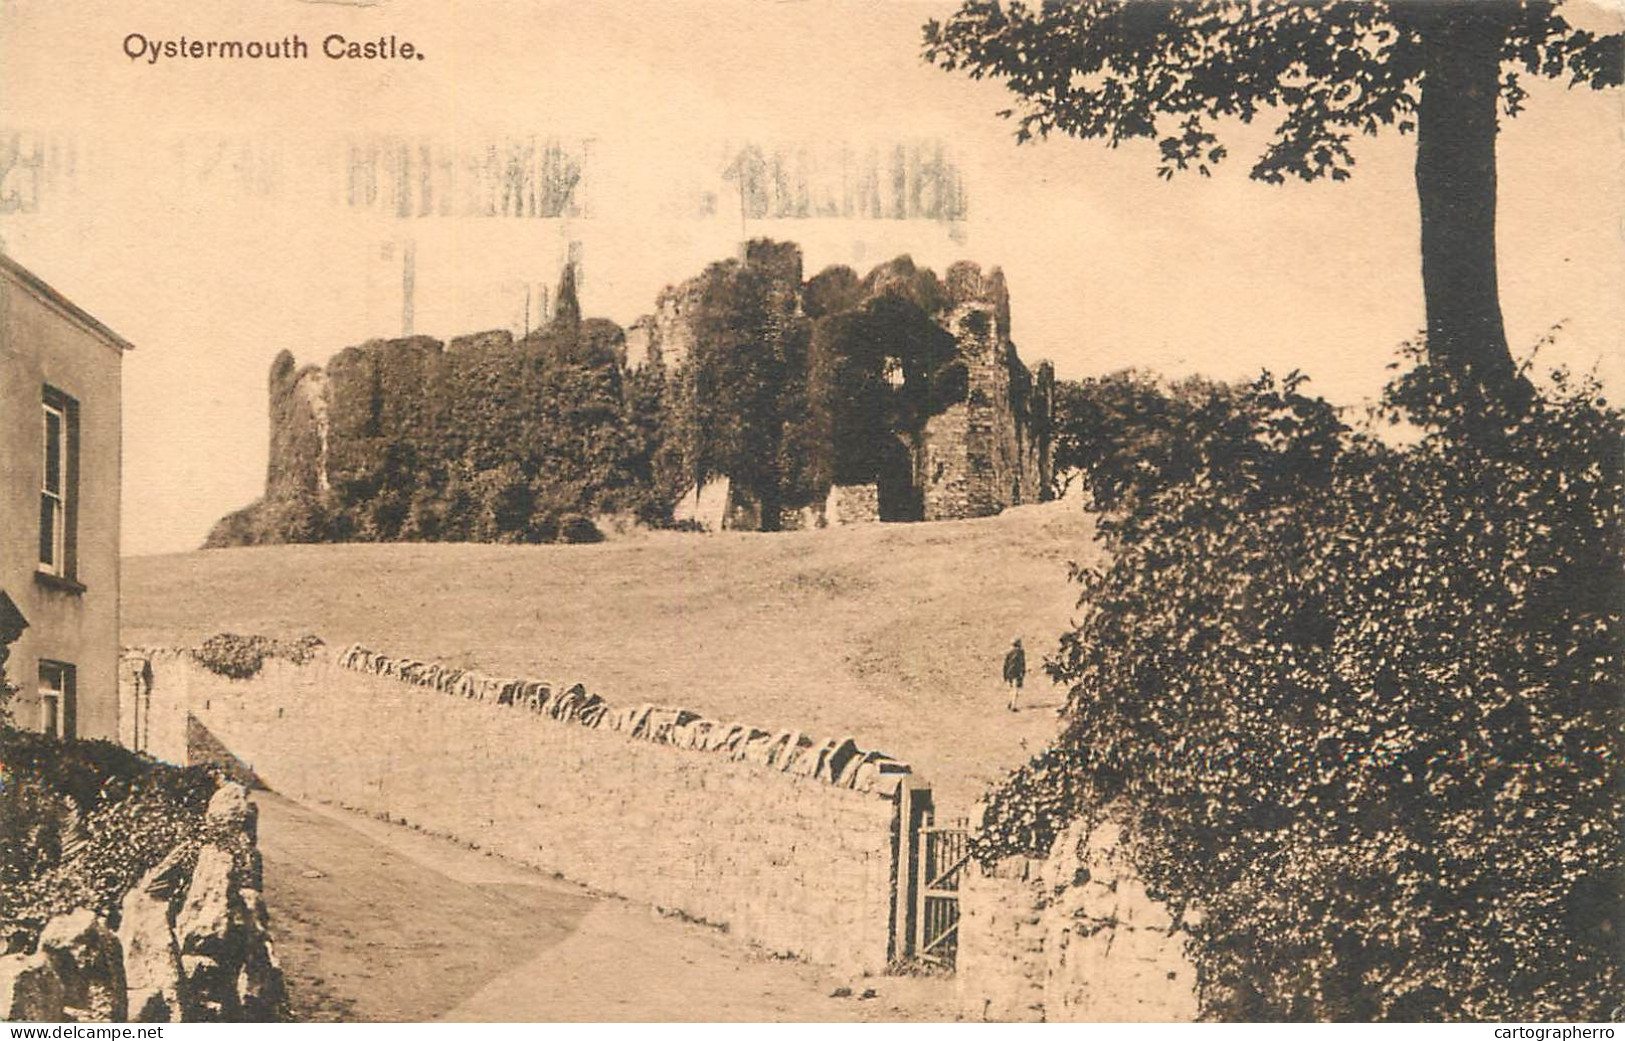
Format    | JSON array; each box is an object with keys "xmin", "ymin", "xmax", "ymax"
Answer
[{"xmin": 253, "ymin": 793, "xmax": 956, "ymax": 1022}]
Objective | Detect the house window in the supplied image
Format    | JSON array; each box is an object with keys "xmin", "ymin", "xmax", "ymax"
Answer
[
  {"xmin": 39, "ymin": 660, "xmax": 74, "ymax": 739},
  {"xmin": 39, "ymin": 387, "xmax": 78, "ymax": 579}
]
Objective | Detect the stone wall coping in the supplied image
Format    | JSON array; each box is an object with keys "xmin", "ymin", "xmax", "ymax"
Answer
[{"xmin": 125, "ymin": 643, "xmax": 914, "ymax": 798}]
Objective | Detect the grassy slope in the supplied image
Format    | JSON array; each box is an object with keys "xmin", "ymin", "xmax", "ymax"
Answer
[{"xmin": 122, "ymin": 501, "xmax": 1102, "ymax": 811}]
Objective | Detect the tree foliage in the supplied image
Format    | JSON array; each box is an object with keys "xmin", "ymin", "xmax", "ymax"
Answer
[
  {"xmin": 924, "ymin": 0, "xmax": 1620, "ymax": 180},
  {"xmin": 977, "ymin": 350, "xmax": 1623, "ymax": 1019},
  {"xmin": 673, "ymin": 255, "xmax": 807, "ymax": 519},
  {"xmin": 923, "ymin": 0, "xmax": 1622, "ymax": 409}
]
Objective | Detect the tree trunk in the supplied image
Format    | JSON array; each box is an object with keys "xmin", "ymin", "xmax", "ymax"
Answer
[{"xmin": 1408, "ymin": 1, "xmax": 1525, "ymax": 411}]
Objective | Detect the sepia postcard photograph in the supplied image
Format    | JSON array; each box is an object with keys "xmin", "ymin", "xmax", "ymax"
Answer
[{"xmin": 0, "ymin": 0, "xmax": 1621, "ymax": 1026}]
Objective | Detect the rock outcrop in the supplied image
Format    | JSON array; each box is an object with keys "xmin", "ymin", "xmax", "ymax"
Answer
[
  {"xmin": 118, "ymin": 855, "xmax": 187, "ymax": 1023},
  {"xmin": 38, "ymin": 911, "xmax": 127, "ymax": 1022},
  {"xmin": 956, "ymin": 813, "xmax": 1200, "ymax": 1023},
  {"xmin": 0, "ymin": 783, "xmax": 286, "ymax": 1024},
  {"xmin": 174, "ymin": 845, "xmax": 243, "ymax": 1020},
  {"xmin": 0, "ymin": 953, "xmax": 67, "ymax": 1022}
]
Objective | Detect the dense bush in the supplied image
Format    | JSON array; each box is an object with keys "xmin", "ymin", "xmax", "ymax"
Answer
[
  {"xmin": 0, "ymin": 730, "xmax": 216, "ymax": 942},
  {"xmin": 978, "ymin": 353, "xmax": 1623, "ymax": 1021},
  {"xmin": 192, "ymin": 633, "xmax": 325, "ymax": 680}
]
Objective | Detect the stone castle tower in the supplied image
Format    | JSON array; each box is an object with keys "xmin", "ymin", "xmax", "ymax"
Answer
[{"xmin": 640, "ymin": 243, "xmax": 1053, "ymax": 531}]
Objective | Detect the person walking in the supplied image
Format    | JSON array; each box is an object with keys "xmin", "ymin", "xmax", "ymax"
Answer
[{"xmin": 1003, "ymin": 638, "xmax": 1026, "ymax": 711}]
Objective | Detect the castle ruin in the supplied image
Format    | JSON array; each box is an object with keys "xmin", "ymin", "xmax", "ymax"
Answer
[
  {"xmin": 649, "ymin": 242, "xmax": 1053, "ymax": 530},
  {"xmin": 214, "ymin": 240, "xmax": 1052, "ymax": 547}
]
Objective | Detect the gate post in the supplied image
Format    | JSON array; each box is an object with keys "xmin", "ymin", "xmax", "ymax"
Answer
[{"xmin": 891, "ymin": 778, "xmax": 934, "ymax": 963}]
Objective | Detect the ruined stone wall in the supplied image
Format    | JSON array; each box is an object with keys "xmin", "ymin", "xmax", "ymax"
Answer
[
  {"xmin": 671, "ymin": 476, "xmax": 745, "ymax": 532},
  {"xmin": 320, "ymin": 335, "xmax": 446, "ymax": 494},
  {"xmin": 956, "ymin": 816, "xmax": 1200, "ymax": 1023},
  {"xmin": 264, "ymin": 334, "xmax": 452, "ymax": 506},
  {"xmin": 265, "ymin": 353, "xmax": 326, "ymax": 499},
  {"xmin": 623, "ymin": 316, "xmax": 656, "ymax": 370},
  {"xmin": 134, "ymin": 648, "xmax": 907, "ymax": 974},
  {"xmin": 954, "ymin": 854, "xmax": 1048, "ymax": 1022},
  {"xmin": 447, "ymin": 329, "xmax": 514, "ymax": 354},
  {"xmin": 916, "ymin": 267, "xmax": 1047, "ymax": 521},
  {"xmin": 920, "ymin": 304, "xmax": 1008, "ymax": 521},
  {"xmin": 826, "ymin": 483, "xmax": 880, "ymax": 525},
  {"xmin": 649, "ymin": 250, "xmax": 1052, "ymax": 529},
  {"xmin": 651, "ymin": 281, "xmax": 703, "ymax": 376},
  {"xmin": 743, "ymin": 239, "xmax": 804, "ymax": 308}
]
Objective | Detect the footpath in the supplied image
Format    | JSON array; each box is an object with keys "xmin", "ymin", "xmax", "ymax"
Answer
[{"xmin": 253, "ymin": 792, "xmax": 956, "ymax": 1022}]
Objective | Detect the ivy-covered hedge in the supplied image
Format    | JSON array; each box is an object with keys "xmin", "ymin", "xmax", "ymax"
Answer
[
  {"xmin": 0, "ymin": 729, "xmax": 217, "ymax": 945},
  {"xmin": 980, "ymin": 351, "xmax": 1623, "ymax": 1021},
  {"xmin": 192, "ymin": 633, "xmax": 325, "ymax": 681}
]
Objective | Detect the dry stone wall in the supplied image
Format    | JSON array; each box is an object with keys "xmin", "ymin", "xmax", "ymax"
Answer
[
  {"xmin": 956, "ymin": 815, "xmax": 1199, "ymax": 1023},
  {"xmin": 133, "ymin": 645, "xmax": 910, "ymax": 974}
]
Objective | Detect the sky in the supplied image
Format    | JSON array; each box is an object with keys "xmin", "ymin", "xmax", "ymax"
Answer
[{"xmin": 1, "ymin": 0, "xmax": 1621, "ymax": 556}]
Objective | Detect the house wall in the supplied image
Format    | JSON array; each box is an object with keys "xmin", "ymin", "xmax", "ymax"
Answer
[{"xmin": 0, "ymin": 262, "xmax": 124, "ymax": 741}]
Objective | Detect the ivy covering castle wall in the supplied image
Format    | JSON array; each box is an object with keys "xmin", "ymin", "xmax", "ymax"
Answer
[{"xmin": 206, "ymin": 240, "xmax": 1053, "ymax": 547}]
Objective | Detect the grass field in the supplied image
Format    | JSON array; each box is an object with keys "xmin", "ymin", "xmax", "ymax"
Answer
[{"xmin": 122, "ymin": 500, "xmax": 1103, "ymax": 811}]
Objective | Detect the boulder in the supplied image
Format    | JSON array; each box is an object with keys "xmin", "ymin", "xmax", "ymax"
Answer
[
  {"xmin": 175, "ymin": 846, "xmax": 242, "ymax": 963},
  {"xmin": 119, "ymin": 859, "xmax": 186, "ymax": 1023},
  {"xmin": 39, "ymin": 910, "xmax": 127, "ymax": 1022},
  {"xmin": 820, "ymin": 737, "xmax": 862, "ymax": 785},
  {"xmin": 206, "ymin": 784, "xmax": 256, "ymax": 842},
  {"xmin": 179, "ymin": 955, "xmax": 234, "ymax": 1021},
  {"xmin": 174, "ymin": 845, "xmax": 245, "ymax": 1020},
  {"xmin": 235, "ymin": 890, "xmax": 288, "ymax": 1022},
  {"xmin": 0, "ymin": 952, "xmax": 65, "ymax": 1022}
]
